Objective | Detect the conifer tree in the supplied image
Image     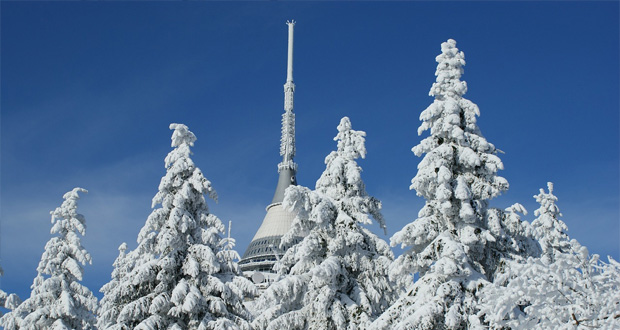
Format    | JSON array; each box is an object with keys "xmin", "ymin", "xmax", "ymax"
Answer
[
  {"xmin": 531, "ymin": 182, "xmax": 571, "ymax": 263},
  {"xmin": 374, "ymin": 39, "xmax": 534, "ymax": 330},
  {"xmin": 97, "ymin": 243, "xmax": 130, "ymax": 329},
  {"xmin": 253, "ymin": 117, "xmax": 395, "ymax": 330},
  {"xmin": 97, "ymin": 124, "xmax": 256, "ymax": 330},
  {"xmin": 479, "ymin": 183, "xmax": 620, "ymax": 328},
  {"xmin": 0, "ymin": 188, "xmax": 98, "ymax": 330}
]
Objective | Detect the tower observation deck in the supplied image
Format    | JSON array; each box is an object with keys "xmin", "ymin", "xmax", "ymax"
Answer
[{"xmin": 239, "ymin": 21, "xmax": 300, "ymax": 278}]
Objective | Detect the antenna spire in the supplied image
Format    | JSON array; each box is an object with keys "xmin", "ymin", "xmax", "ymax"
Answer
[
  {"xmin": 270, "ymin": 20, "xmax": 298, "ymax": 205},
  {"xmin": 279, "ymin": 20, "xmax": 297, "ymax": 174},
  {"xmin": 286, "ymin": 20, "xmax": 295, "ymax": 83},
  {"xmin": 238, "ymin": 20, "xmax": 302, "ymax": 277}
]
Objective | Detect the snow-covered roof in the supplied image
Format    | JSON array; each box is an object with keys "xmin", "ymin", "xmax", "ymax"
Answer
[{"xmin": 252, "ymin": 203, "xmax": 296, "ymax": 241}]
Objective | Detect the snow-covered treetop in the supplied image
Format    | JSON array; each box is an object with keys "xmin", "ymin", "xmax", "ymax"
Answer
[
  {"xmin": 139, "ymin": 123, "xmax": 218, "ymax": 250},
  {"xmin": 170, "ymin": 123, "xmax": 197, "ymax": 148},
  {"xmin": 334, "ymin": 116, "xmax": 366, "ymax": 160},
  {"xmin": 152, "ymin": 124, "xmax": 216, "ymax": 212},
  {"xmin": 532, "ymin": 182, "xmax": 570, "ymax": 262},
  {"xmin": 51, "ymin": 187, "xmax": 88, "ymax": 236},
  {"xmin": 314, "ymin": 116, "xmax": 386, "ymax": 232},
  {"xmin": 411, "ymin": 39, "xmax": 505, "ymax": 202},
  {"xmin": 38, "ymin": 187, "xmax": 91, "ymax": 280},
  {"xmin": 316, "ymin": 117, "xmax": 365, "ymax": 197},
  {"xmin": 414, "ymin": 39, "xmax": 484, "ymax": 147},
  {"xmin": 534, "ymin": 182, "xmax": 562, "ymax": 221},
  {"xmin": 141, "ymin": 122, "xmax": 218, "ymax": 248},
  {"xmin": 430, "ymin": 39, "xmax": 467, "ymax": 100}
]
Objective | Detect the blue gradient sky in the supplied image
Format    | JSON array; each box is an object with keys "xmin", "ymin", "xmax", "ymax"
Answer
[{"xmin": 1, "ymin": 2, "xmax": 618, "ymax": 300}]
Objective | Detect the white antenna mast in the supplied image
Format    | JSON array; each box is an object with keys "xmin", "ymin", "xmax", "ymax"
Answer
[
  {"xmin": 279, "ymin": 20, "xmax": 297, "ymax": 173},
  {"xmin": 270, "ymin": 20, "xmax": 298, "ymax": 205}
]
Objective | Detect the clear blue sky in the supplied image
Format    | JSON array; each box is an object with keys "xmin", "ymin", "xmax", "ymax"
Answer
[{"xmin": 1, "ymin": 2, "xmax": 618, "ymax": 300}]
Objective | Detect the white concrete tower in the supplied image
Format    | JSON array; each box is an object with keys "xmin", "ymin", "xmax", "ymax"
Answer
[{"xmin": 239, "ymin": 21, "xmax": 300, "ymax": 278}]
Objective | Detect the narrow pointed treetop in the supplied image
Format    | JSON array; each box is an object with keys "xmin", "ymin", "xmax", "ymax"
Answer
[
  {"xmin": 170, "ymin": 123, "xmax": 197, "ymax": 147},
  {"xmin": 316, "ymin": 116, "xmax": 386, "ymax": 233},
  {"xmin": 41, "ymin": 188, "xmax": 91, "ymax": 279},
  {"xmin": 97, "ymin": 243, "xmax": 130, "ymax": 330},
  {"xmin": 531, "ymin": 182, "xmax": 570, "ymax": 263},
  {"xmin": 334, "ymin": 116, "xmax": 366, "ymax": 160},
  {"xmin": 429, "ymin": 39, "xmax": 467, "ymax": 99}
]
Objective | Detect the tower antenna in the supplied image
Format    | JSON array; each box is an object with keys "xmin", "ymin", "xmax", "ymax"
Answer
[
  {"xmin": 278, "ymin": 20, "xmax": 297, "ymax": 178},
  {"xmin": 239, "ymin": 20, "xmax": 301, "ymax": 282}
]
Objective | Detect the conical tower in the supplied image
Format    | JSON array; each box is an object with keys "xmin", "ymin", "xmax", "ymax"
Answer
[{"xmin": 239, "ymin": 21, "xmax": 300, "ymax": 277}]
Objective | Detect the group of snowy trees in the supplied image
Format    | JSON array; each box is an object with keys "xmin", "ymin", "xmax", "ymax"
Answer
[
  {"xmin": 1, "ymin": 124, "xmax": 257, "ymax": 330},
  {"xmin": 1, "ymin": 39, "xmax": 618, "ymax": 329}
]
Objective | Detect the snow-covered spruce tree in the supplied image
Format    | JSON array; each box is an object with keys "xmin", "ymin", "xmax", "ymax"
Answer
[
  {"xmin": 97, "ymin": 243, "xmax": 130, "ymax": 329},
  {"xmin": 0, "ymin": 188, "xmax": 97, "ymax": 330},
  {"xmin": 373, "ymin": 39, "xmax": 537, "ymax": 330},
  {"xmin": 97, "ymin": 124, "xmax": 256, "ymax": 330},
  {"xmin": 252, "ymin": 117, "xmax": 395, "ymax": 330},
  {"xmin": 531, "ymin": 182, "xmax": 571, "ymax": 264},
  {"xmin": 479, "ymin": 183, "xmax": 620, "ymax": 329}
]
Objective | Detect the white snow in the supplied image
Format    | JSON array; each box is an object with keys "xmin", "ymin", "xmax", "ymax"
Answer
[
  {"xmin": 0, "ymin": 188, "xmax": 98, "ymax": 330},
  {"xmin": 97, "ymin": 124, "xmax": 256, "ymax": 330},
  {"xmin": 253, "ymin": 117, "xmax": 395, "ymax": 330}
]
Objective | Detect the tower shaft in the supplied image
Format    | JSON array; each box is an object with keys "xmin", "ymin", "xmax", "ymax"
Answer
[
  {"xmin": 274, "ymin": 20, "xmax": 297, "ymax": 204},
  {"xmin": 279, "ymin": 21, "xmax": 297, "ymax": 175},
  {"xmin": 286, "ymin": 21, "xmax": 294, "ymax": 84},
  {"xmin": 240, "ymin": 21, "xmax": 300, "ymax": 276}
]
